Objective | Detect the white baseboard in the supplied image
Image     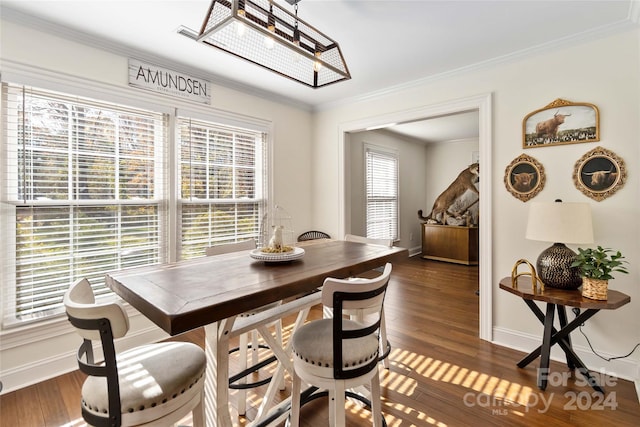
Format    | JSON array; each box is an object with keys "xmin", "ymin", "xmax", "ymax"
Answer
[
  {"xmin": 407, "ymin": 245, "xmax": 422, "ymax": 257},
  {"xmin": 0, "ymin": 326, "xmax": 167, "ymax": 394},
  {"xmin": 493, "ymin": 326, "xmax": 638, "ymax": 383}
]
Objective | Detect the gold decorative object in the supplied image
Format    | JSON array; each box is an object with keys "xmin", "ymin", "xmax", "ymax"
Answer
[{"xmin": 511, "ymin": 259, "xmax": 544, "ymax": 291}]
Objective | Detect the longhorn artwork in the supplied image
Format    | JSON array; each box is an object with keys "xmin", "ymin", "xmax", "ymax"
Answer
[
  {"xmin": 523, "ymin": 99, "xmax": 599, "ymax": 148},
  {"xmin": 573, "ymin": 146, "xmax": 626, "ymax": 202},
  {"xmin": 534, "ymin": 110, "xmax": 571, "ymax": 141}
]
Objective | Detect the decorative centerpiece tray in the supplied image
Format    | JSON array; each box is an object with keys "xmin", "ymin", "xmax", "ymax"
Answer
[{"xmin": 250, "ymin": 247, "xmax": 305, "ymax": 263}]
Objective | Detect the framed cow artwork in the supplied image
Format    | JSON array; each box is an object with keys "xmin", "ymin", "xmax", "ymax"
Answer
[
  {"xmin": 504, "ymin": 154, "xmax": 545, "ymax": 202},
  {"xmin": 522, "ymin": 98, "xmax": 599, "ymax": 148},
  {"xmin": 573, "ymin": 146, "xmax": 626, "ymax": 201}
]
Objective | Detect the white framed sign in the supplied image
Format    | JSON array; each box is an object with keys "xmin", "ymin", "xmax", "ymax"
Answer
[{"xmin": 128, "ymin": 59, "xmax": 211, "ymax": 104}]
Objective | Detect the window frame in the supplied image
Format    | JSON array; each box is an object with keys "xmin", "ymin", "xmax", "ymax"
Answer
[{"xmin": 0, "ymin": 75, "xmax": 272, "ymax": 329}]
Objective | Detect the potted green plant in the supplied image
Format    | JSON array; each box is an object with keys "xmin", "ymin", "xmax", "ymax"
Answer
[{"xmin": 571, "ymin": 246, "xmax": 628, "ymax": 300}]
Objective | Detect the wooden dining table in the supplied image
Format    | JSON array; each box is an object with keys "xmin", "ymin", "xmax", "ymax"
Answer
[{"xmin": 105, "ymin": 239, "xmax": 407, "ymax": 427}]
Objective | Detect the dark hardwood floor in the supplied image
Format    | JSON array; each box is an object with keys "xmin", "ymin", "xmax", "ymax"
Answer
[{"xmin": 1, "ymin": 256, "xmax": 638, "ymax": 426}]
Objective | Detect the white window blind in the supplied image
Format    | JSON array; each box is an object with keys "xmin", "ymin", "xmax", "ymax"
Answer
[
  {"xmin": 177, "ymin": 117, "xmax": 266, "ymax": 259},
  {"xmin": 365, "ymin": 146, "xmax": 398, "ymax": 240},
  {"xmin": 1, "ymin": 84, "xmax": 167, "ymax": 326}
]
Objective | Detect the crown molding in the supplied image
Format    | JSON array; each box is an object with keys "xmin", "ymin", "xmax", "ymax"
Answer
[
  {"xmin": 3, "ymin": 4, "xmax": 638, "ymax": 114},
  {"xmin": 0, "ymin": 5, "xmax": 314, "ymax": 112},
  {"xmin": 315, "ymin": 17, "xmax": 640, "ymax": 112}
]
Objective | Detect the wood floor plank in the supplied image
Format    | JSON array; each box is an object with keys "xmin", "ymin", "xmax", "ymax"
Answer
[
  {"xmin": 1, "ymin": 255, "xmax": 638, "ymax": 426},
  {"xmin": 8, "ymin": 384, "xmax": 46, "ymax": 426}
]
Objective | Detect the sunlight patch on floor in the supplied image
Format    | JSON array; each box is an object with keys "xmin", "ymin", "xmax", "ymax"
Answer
[
  {"xmin": 382, "ymin": 402, "xmax": 448, "ymax": 427},
  {"xmin": 387, "ymin": 346, "xmax": 536, "ymax": 408}
]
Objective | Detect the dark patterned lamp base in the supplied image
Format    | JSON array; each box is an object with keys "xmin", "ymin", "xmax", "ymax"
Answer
[{"xmin": 536, "ymin": 243, "xmax": 583, "ymax": 289}]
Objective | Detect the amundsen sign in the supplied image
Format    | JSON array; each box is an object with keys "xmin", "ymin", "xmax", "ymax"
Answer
[{"xmin": 128, "ymin": 59, "xmax": 211, "ymax": 104}]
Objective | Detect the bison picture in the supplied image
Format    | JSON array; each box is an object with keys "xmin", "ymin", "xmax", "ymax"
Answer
[
  {"xmin": 523, "ymin": 100, "xmax": 599, "ymax": 148},
  {"xmin": 535, "ymin": 110, "xmax": 571, "ymax": 142}
]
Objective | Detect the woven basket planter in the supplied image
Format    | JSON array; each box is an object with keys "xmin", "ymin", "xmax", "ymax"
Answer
[{"xmin": 581, "ymin": 277, "xmax": 609, "ymax": 300}]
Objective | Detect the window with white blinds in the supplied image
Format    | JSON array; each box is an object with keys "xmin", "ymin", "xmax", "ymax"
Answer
[
  {"xmin": 177, "ymin": 117, "xmax": 266, "ymax": 259},
  {"xmin": 0, "ymin": 84, "xmax": 167, "ymax": 326},
  {"xmin": 365, "ymin": 146, "xmax": 398, "ymax": 240}
]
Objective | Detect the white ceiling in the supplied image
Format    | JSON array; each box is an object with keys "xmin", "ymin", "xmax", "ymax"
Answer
[
  {"xmin": 385, "ymin": 110, "xmax": 480, "ymax": 144},
  {"xmin": 1, "ymin": 0, "xmax": 637, "ymax": 142}
]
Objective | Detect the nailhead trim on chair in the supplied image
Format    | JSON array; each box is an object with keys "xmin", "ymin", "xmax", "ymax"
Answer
[
  {"xmin": 293, "ymin": 350, "xmax": 378, "ymax": 369},
  {"xmin": 291, "ymin": 318, "xmax": 379, "ymax": 373},
  {"xmin": 82, "ymin": 371, "xmax": 204, "ymax": 415}
]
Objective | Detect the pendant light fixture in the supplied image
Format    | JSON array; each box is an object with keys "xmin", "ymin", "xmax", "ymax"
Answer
[{"xmin": 188, "ymin": 0, "xmax": 351, "ymax": 89}]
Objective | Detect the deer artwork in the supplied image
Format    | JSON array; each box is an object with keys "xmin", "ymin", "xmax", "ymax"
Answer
[{"xmin": 418, "ymin": 163, "xmax": 479, "ymax": 226}]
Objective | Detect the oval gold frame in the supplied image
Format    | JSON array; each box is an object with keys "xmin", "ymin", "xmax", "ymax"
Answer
[
  {"xmin": 573, "ymin": 146, "xmax": 626, "ymax": 201},
  {"xmin": 504, "ymin": 154, "xmax": 545, "ymax": 202}
]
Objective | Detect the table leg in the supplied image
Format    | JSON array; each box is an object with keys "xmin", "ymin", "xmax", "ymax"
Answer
[
  {"xmin": 516, "ymin": 302, "xmax": 605, "ymax": 394},
  {"xmin": 250, "ymin": 307, "xmax": 312, "ymax": 427},
  {"xmin": 556, "ymin": 306, "xmax": 575, "ymax": 371},
  {"xmin": 538, "ymin": 303, "xmax": 556, "ymax": 390},
  {"xmin": 205, "ymin": 319, "xmax": 236, "ymax": 427}
]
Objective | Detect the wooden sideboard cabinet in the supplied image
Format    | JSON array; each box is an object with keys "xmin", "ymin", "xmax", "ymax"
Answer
[{"xmin": 421, "ymin": 224, "xmax": 479, "ymax": 265}]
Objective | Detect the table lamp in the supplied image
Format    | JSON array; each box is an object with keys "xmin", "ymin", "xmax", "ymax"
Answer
[{"xmin": 525, "ymin": 200, "xmax": 594, "ymax": 289}]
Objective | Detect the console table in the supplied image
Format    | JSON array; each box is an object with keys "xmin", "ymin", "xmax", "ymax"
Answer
[
  {"xmin": 499, "ymin": 276, "xmax": 630, "ymax": 394},
  {"xmin": 421, "ymin": 224, "xmax": 478, "ymax": 265}
]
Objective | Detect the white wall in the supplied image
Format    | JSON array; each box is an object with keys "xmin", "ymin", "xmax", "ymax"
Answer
[
  {"xmin": 346, "ymin": 129, "xmax": 427, "ymax": 253},
  {"xmin": 0, "ymin": 19, "xmax": 314, "ymax": 392},
  {"xmin": 311, "ymin": 29, "xmax": 640, "ymax": 381}
]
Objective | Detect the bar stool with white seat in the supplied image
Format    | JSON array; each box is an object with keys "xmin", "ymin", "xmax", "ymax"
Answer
[
  {"xmin": 290, "ymin": 263, "xmax": 392, "ymax": 427},
  {"xmin": 64, "ymin": 278, "xmax": 206, "ymax": 427},
  {"xmin": 205, "ymin": 239, "xmax": 284, "ymax": 416},
  {"xmin": 344, "ymin": 234, "xmax": 393, "ymax": 368}
]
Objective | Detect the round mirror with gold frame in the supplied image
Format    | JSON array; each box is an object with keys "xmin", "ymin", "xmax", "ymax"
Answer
[{"xmin": 504, "ymin": 154, "xmax": 545, "ymax": 202}]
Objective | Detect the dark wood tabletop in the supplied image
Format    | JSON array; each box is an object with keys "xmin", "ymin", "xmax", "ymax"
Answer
[
  {"xmin": 106, "ymin": 239, "xmax": 407, "ymax": 335},
  {"xmin": 499, "ymin": 276, "xmax": 630, "ymax": 309}
]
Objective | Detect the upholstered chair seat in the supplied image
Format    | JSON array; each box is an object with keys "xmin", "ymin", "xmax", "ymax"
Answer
[
  {"xmin": 82, "ymin": 342, "xmax": 205, "ymax": 425},
  {"xmin": 64, "ymin": 278, "xmax": 206, "ymax": 427},
  {"xmin": 292, "ymin": 318, "xmax": 379, "ymax": 378}
]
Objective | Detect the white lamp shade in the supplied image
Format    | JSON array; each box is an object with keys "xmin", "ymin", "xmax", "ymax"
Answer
[{"xmin": 525, "ymin": 201, "xmax": 594, "ymax": 244}]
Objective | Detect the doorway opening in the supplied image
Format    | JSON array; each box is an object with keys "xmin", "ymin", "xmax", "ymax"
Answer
[{"xmin": 338, "ymin": 93, "xmax": 493, "ymax": 341}]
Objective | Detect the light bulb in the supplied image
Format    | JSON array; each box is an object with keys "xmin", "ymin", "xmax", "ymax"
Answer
[{"xmin": 313, "ymin": 52, "xmax": 322, "ymax": 72}]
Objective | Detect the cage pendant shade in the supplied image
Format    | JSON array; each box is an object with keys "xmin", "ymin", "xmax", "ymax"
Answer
[{"xmin": 198, "ymin": 0, "xmax": 351, "ymax": 88}]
